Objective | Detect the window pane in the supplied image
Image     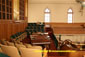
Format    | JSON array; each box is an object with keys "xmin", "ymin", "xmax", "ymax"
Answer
[
  {"xmin": 45, "ymin": 14, "xmax": 50, "ymax": 22},
  {"xmin": 45, "ymin": 8, "xmax": 50, "ymax": 12},
  {"xmin": 44, "ymin": 8, "xmax": 50, "ymax": 22},
  {"xmin": 68, "ymin": 14, "xmax": 72, "ymax": 19},
  {"xmin": 68, "ymin": 9, "xmax": 72, "ymax": 12},
  {"xmin": 68, "ymin": 14, "xmax": 72, "ymax": 23}
]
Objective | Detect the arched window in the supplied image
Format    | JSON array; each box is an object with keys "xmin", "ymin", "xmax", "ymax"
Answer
[
  {"xmin": 68, "ymin": 8, "xmax": 73, "ymax": 23},
  {"xmin": 44, "ymin": 8, "xmax": 50, "ymax": 22}
]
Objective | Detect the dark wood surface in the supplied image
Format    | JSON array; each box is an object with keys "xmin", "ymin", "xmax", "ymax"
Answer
[{"xmin": 30, "ymin": 34, "xmax": 51, "ymax": 45}]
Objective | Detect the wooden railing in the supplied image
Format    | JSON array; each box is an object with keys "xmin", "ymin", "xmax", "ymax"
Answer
[{"xmin": 45, "ymin": 23, "xmax": 85, "ymax": 34}]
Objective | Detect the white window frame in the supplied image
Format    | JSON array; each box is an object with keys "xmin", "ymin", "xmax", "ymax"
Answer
[
  {"xmin": 44, "ymin": 8, "xmax": 50, "ymax": 22},
  {"xmin": 68, "ymin": 9, "xmax": 73, "ymax": 23}
]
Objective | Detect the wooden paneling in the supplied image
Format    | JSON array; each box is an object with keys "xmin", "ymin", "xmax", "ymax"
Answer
[
  {"xmin": 0, "ymin": 20, "xmax": 27, "ymax": 40},
  {"xmin": 45, "ymin": 23, "xmax": 85, "ymax": 34}
]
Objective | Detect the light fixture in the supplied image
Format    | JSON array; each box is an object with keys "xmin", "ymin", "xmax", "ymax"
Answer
[
  {"xmin": 82, "ymin": 1, "xmax": 85, "ymax": 7},
  {"xmin": 76, "ymin": 0, "xmax": 85, "ymax": 15}
]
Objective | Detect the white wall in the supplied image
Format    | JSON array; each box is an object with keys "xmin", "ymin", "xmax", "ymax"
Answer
[{"xmin": 28, "ymin": 3, "xmax": 85, "ymax": 23}]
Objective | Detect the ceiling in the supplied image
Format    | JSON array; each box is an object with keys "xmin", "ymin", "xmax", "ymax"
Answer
[{"xmin": 29, "ymin": 0, "xmax": 77, "ymax": 4}]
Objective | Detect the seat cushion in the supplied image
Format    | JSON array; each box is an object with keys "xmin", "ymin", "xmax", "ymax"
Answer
[{"xmin": 0, "ymin": 53, "xmax": 10, "ymax": 57}]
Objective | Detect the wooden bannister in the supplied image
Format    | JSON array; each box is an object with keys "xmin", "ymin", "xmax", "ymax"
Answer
[{"xmin": 45, "ymin": 23, "xmax": 85, "ymax": 34}]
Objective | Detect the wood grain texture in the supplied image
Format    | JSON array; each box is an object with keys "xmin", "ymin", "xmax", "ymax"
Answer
[
  {"xmin": 45, "ymin": 23, "xmax": 85, "ymax": 34},
  {"xmin": 0, "ymin": 20, "xmax": 27, "ymax": 40}
]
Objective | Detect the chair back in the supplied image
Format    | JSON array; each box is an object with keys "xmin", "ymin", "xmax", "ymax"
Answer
[
  {"xmin": 1, "ymin": 45, "xmax": 21, "ymax": 57},
  {"xmin": 24, "ymin": 44, "xmax": 32, "ymax": 48},
  {"xmin": 6, "ymin": 41, "xmax": 15, "ymax": 46},
  {"xmin": 15, "ymin": 44, "xmax": 26, "ymax": 50},
  {"xmin": 19, "ymin": 48, "xmax": 42, "ymax": 57}
]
